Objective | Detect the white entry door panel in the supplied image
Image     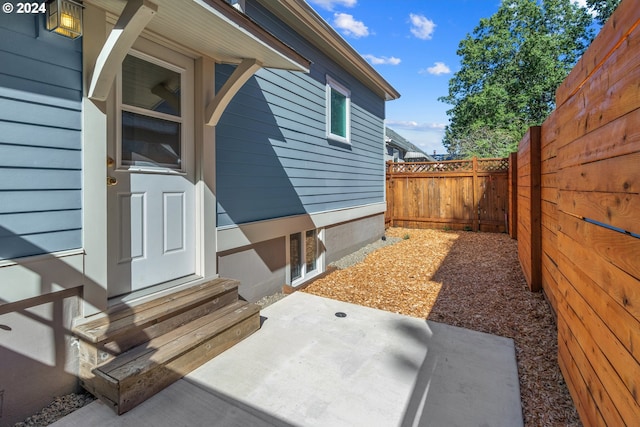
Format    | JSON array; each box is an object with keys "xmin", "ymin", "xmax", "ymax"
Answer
[
  {"xmin": 107, "ymin": 40, "xmax": 196, "ymax": 297},
  {"xmin": 113, "ymin": 177, "xmax": 195, "ymax": 289}
]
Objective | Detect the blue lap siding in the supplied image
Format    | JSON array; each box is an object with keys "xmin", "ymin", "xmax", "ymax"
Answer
[
  {"xmin": 216, "ymin": 1, "xmax": 386, "ymax": 227},
  {"xmin": 0, "ymin": 16, "xmax": 82, "ymax": 259}
]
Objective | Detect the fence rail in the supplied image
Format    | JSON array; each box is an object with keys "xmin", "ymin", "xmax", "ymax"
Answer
[
  {"xmin": 385, "ymin": 157, "xmax": 510, "ymax": 232},
  {"xmin": 387, "ymin": 157, "xmax": 509, "ymax": 174}
]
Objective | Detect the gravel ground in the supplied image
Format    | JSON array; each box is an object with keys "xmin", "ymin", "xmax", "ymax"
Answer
[
  {"xmin": 255, "ymin": 292, "xmax": 287, "ymax": 308},
  {"xmin": 13, "ymin": 392, "xmax": 95, "ymax": 427},
  {"xmin": 329, "ymin": 236, "xmax": 403, "ymax": 269}
]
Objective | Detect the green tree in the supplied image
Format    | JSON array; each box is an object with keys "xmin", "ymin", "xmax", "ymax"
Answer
[
  {"xmin": 439, "ymin": 0, "xmax": 594, "ymax": 158},
  {"xmin": 586, "ymin": 0, "xmax": 621, "ymax": 25},
  {"xmin": 452, "ymin": 126, "xmax": 522, "ymax": 159}
]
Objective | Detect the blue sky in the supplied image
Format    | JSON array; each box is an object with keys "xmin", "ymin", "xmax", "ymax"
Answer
[{"xmin": 307, "ymin": 0, "xmax": 592, "ymax": 155}]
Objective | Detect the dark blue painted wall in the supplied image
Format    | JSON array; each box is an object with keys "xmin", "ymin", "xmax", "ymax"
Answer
[
  {"xmin": 0, "ymin": 14, "xmax": 82, "ymax": 259},
  {"xmin": 216, "ymin": 1, "xmax": 386, "ymax": 227}
]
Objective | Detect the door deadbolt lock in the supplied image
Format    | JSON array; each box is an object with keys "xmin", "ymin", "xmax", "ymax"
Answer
[
  {"xmin": 107, "ymin": 176, "xmax": 118, "ymax": 186},
  {"xmin": 107, "ymin": 156, "xmax": 115, "ymax": 168}
]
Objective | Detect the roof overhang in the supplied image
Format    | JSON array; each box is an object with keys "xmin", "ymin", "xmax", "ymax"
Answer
[
  {"xmin": 257, "ymin": 0, "xmax": 400, "ymax": 101},
  {"xmin": 84, "ymin": 0, "xmax": 310, "ymax": 71}
]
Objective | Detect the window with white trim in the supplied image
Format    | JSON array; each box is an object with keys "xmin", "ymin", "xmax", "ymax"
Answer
[
  {"xmin": 326, "ymin": 76, "xmax": 351, "ymax": 144},
  {"xmin": 119, "ymin": 52, "xmax": 185, "ymax": 171},
  {"xmin": 288, "ymin": 229, "xmax": 323, "ymax": 286}
]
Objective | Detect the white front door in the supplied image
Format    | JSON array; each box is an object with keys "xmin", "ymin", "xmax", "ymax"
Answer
[{"xmin": 107, "ymin": 40, "xmax": 196, "ymax": 297}]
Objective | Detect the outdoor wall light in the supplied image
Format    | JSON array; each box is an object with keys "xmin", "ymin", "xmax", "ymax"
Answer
[{"xmin": 46, "ymin": 0, "xmax": 83, "ymax": 39}]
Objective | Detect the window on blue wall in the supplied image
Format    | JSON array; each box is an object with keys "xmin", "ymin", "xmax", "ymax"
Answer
[{"xmin": 326, "ymin": 76, "xmax": 351, "ymax": 144}]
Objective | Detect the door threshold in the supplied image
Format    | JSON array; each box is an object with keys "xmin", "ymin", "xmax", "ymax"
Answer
[{"xmin": 107, "ymin": 274, "xmax": 213, "ymax": 313}]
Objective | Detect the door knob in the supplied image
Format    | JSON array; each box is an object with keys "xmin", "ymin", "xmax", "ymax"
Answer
[{"xmin": 107, "ymin": 176, "xmax": 118, "ymax": 186}]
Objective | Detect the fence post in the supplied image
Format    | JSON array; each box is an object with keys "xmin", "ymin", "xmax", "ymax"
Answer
[
  {"xmin": 530, "ymin": 126, "xmax": 542, "ymax": 292},
  {"xmin": 529, "ymin": 127, "xmax": 542, "ymax": 292},
  {"xmin": 517, "ymin": 126, "xmax": 542, "ymax": 292},
  {"xmin": 385, "ymin": 161, "xmax": 393, "ymax": 227},
  {"xmin": 508, "ymin": 152, "xmax": 518, "ymax": 239},
  {"xmin": 472, "ymin": 157, "xmax": 479, "ymax": 231}
]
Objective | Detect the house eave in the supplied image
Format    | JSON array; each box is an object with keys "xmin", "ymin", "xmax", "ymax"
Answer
[
  {"xmin": 257, "ymin": 0, "xmax": 401, "ymax": 101},
  {"xmin": 84, "ymin": 0, "xmax": 311, "ymax": 72}
]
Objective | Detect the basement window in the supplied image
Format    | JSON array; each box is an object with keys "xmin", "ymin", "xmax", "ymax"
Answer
[{"xmin": 288, "ymin": 229, "xmax": 323, "ymax": 286}]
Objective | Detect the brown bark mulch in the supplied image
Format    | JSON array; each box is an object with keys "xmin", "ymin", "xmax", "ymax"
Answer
[{"xmin": 302, "ymin": 227, "xmax": 581, "ymax": 427}]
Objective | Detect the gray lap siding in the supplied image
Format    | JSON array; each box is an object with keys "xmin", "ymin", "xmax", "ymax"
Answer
[
  {"xmin": 0, "ymin": 18, "xmax": 82, "ymax": 260},
  {"xmin": 216, "ymin": 2, "xmax": 386, "ymax": 227}
]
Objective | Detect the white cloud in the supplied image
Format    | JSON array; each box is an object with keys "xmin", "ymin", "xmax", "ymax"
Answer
[
  {"xmin": 386, "ymin": 121, "xmax": 448, "ymax": 154},
  {"xmin": 386, "ymin": 120, "xmax": 446, "ymax": 131},
  {"xmin": 420, "ymin": 62, "xmax": 451, "ymax": 75},
  {"xmin": 363, "ymin": 54, "xmax": 401, "ymax": 65},
  {"xmin": 409, "ymin": 13, "xmax": 436, "ymax": 40},
  {"xmin": 333, "ymin": 13, "xmax": 369, "ymax": 38},
  {"xmin": 309, "ymin": 0, "xmax": 357, "ymax": 11}
]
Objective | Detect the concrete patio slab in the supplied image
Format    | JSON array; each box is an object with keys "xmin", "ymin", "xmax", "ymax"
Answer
[{"xmin": 52, "ymin": 292, "xmax": 523, "ymax": 427}]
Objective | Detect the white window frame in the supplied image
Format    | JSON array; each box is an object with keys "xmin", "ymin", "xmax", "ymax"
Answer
[
  {"xmin": 116, "ymin": 49, "xmax": 188, "ymax": 174},
  {"xmin": 286, "ymin": 228, "xmax": 325, "ymax": 287},
  {"xmin": 325, "ymin": 75, "xmax": 351, "ymax": 144}
]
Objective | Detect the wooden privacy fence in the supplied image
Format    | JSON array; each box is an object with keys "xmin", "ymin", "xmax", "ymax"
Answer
[
  {"xmin": 385, "ymin": 157, "xmax": 510, "ymax": 232},
  {"xmin": 514, "ymin": 0, "xmax": 640, "ymax": 424}
]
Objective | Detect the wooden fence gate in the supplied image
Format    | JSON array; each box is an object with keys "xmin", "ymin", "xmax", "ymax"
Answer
[{"xmin": 385, "ymin": 157, "xmax": 510, "ymax": 232}]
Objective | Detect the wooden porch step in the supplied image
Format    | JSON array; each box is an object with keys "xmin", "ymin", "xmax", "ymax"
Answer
[
  {"xmin": 74, "ymin": 279, "xmax": 261, "ymax": 415},
  {"xmin": 74, "ymin": 278, "xmax": 240, "ymax": 346}
]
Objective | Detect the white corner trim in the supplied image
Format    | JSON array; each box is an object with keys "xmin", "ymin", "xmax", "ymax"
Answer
[
  {"xmin": 217, "ymin": 202, "xmax": 386, "ymax": 252},
  {"xmin": 88, "ymin": 0, "xmax": 158, "ymax": 101},
  {"xmin": 205, "ymin": 58, "xmax": 262, "ymax": 126}
]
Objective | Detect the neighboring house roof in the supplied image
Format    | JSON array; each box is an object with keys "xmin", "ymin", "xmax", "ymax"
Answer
[
  {"xmin": 385, "ymin": 127, "xmax": 415, "ymax": 152},
  {"xmin": 385, "ymin": 127, "xmax": 435, "ymax": 161},
  {"xmin": 403, "ymin": 151, "xmax": 431, "ymax": 161},
  {"xmin": 257, "ymin": 0, "xmax": 401, "ymax": 101}
]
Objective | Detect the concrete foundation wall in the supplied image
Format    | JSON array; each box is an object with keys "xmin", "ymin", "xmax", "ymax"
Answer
[
  {"xmin": 217, "ymin": 214, "xmax": 384, "ymax": 301},
  {"xmin": 217, "ymin": 237, "xmax": 286, "ymax": 302},
  {"xmin": 324, "ymin": 214, "xmax": 385, "ymax": 265},
  {"xmin": 0, "ymin": 291, "xmax": 81, "ymax": 426}
]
